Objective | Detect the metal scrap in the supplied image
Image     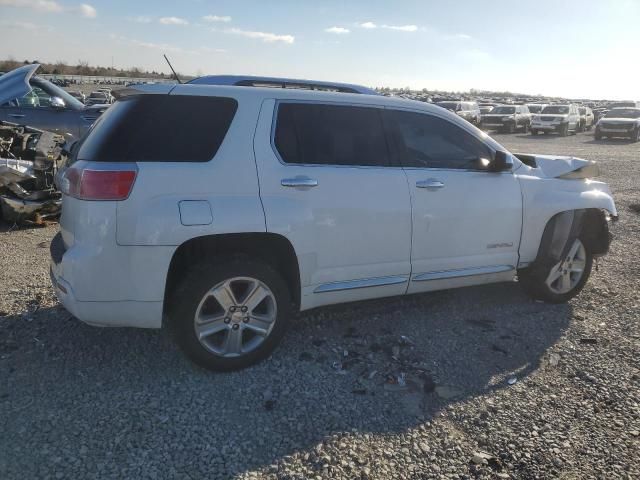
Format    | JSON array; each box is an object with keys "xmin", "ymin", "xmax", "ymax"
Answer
[{"xmin": 0, "ymin": 121, "xmax": 66, "ymax": 224}]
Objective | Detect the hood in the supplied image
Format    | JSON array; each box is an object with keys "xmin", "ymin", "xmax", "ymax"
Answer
[
  {"xmin": 515, "ymin": 153, "xmax": 599, "ymax": 179},
  {"xmin": 0, "ymin": 64, "xmax": 39, "ymax": 105},
  {"xmin": 599, "ymin": 117, "xmax": 638, "ymax": 124}
]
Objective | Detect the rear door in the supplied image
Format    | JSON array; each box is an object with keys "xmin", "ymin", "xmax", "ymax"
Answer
[
  {"xmin": 253, "ymin": 100, "xmax": 413, "ymax": 310},
  {"xmin": 385, "ymin": 108, "xmax": 522, "ymax": 294}
]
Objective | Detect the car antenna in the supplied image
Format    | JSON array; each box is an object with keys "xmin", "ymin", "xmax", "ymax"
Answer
[{"xmin": 163, "ymin": 54, "xmax": 182, "ymax": 84}]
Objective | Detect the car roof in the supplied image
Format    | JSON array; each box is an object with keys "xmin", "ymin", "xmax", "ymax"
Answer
[
  {"xmin": 187, "ymin": 75, "xmax": 378, "ymax": 95},
  {"xmin": 125, "ymin": 82, "xmax": 473, "ymax": 120}
]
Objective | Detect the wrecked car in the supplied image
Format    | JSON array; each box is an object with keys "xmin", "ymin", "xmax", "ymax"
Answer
[
  {"xmin": 50, "ymin": 76, "xmax": 617, "ymax": 372},
  {"xmin": 0, "ymin": 64, "xmax": 108, "ymax": 141},
  {"xmin": 0, "ymin": 120, "xmax": 66, "ymax": 223}
]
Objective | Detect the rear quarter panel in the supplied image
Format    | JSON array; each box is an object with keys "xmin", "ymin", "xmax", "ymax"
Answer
[{"xmin": 115, "ymin": 90, "xmax": 266, "ymax": 246}]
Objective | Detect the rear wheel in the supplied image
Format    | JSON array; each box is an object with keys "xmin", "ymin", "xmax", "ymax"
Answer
[
  {"xmin": 594, "ymin": 131, "xmax": 602, "ymax": 140},
  {"xmin": 522, "ymin": 122, "xmax": 529, "ymax": 133},
  {"xmin": 519, "ymin": 238, "xmax": 592, "ymax": 303},
  {"xmin": 169, "ymin": 258, "xmax": 292, "ymax": 371}
]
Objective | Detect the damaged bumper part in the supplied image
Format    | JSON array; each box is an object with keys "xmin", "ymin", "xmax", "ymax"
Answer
[{"xmin": 0, "ymin": 121, "xmax": 66, "ymax": 224}]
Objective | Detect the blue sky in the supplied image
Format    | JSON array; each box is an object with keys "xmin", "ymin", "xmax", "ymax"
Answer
[{"xmin": 1, "ymin": 0, "xmax": 639, "ymax": 99}]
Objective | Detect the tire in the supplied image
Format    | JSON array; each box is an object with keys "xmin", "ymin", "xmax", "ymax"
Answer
[
  {"xmin": 169, "ymin": 257, "xmax": 292, "ymax": 371},
  {"xmin": 594, "ymin": 132, "xmax": 602, "ymax": 140},
  {"xmin": 633, "ymin": 128, "xmax": 640, "ymax": 142},
  {"xmin": 531, "ymin": 129, "xmax": 538, "ymax": 135},
  {"xmin": 522, "ymin": 122, "xmax": 529, "ymax": 134},
  {"xmin": 519, "ymin": 237, "xmax": 593, "ymax": 303},
  {"xmin": 560, "ymin": 123, "xmax": 569, "ymax": 136},
  {"xmin": 507, "ymin": 123, "xmax": 515, "ymax": 134}
]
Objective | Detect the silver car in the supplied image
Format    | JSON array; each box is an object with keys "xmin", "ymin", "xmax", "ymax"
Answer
[{"xmin": 0, "ymin": 64, "xmax": 108, "ymax": 141}]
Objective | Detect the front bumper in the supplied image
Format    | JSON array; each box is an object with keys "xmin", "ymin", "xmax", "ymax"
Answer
[
  {"xmin": 597, "ymin": 126, "xmax": 636, "ymax": 137},
  {"xmin": 49, "ymin": 232, "xmax": 163, "ymax": 328},
  {"xmin": 531, "ymin": 122, "xmax": 564, "ymax": 132},
  {"xmin": 481, "ymin": 120, "xmax": 509, "ymax": 129}
]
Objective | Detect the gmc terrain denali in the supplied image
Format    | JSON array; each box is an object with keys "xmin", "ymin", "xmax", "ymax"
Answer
[{"xmin": 50, "ymin": 77, "xmax": 617, "ymax": 371}]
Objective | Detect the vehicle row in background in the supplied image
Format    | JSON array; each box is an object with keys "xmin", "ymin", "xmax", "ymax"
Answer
[{"xmin": 434, "ymin": 101, "xmax": 481, "ymax": 126}]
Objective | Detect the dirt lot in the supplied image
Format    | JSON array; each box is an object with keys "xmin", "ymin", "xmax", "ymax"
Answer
[{"xmin": 1, "ymin": 132, "xmax": 639, "ymax": 479}]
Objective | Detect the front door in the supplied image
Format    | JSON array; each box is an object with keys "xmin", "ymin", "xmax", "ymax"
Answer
[
  {"xmin": 384, "ymin": 108, "xmax": 523, "ymax": 294},
  {"xmin": 253, "ymin": 99, "xmax": 413, "ymax": 310}
]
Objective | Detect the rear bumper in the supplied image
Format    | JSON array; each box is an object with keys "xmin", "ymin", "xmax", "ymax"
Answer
[
  {"xmin": 50, "ymin": 263, "xmax": 162, "ymax": 328},
  {"xmin": 49, "ymin": 231, "xmax": 167, "ymax": 328}
]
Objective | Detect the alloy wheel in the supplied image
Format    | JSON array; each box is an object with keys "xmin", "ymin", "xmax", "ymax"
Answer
[
  {"xmin": 193, "ymin": 277, "xmax": 277, "ymax": 357},
  {"xmin": 545, "ymin": 239, "xmax": 587, "ymax": 295}
]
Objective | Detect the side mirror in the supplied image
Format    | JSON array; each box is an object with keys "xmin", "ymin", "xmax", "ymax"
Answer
[
  {"xmin": 489, "ymin": 151, "xmax": 511, "ymax": 172},
  {"xmin": 50, "ymin": 96, "xmax": 66, "ymax": 109}
]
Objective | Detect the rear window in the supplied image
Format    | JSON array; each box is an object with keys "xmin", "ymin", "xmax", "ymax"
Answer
[
  {"xmin": 76, "ymin": 95, "xmax": 238, "ymax": 162},
  {"xmin": 274, "ymin": 103, "xmax": 390, "ymax": 167}
]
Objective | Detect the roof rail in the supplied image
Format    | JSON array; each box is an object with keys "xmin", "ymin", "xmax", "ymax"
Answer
[{"xmin": 187, "ymin": 75, "xmax": 378, "ymax": 95}]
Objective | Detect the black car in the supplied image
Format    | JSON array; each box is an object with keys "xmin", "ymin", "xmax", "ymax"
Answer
[{"xmin": 480, "ymin": 105, "xmax": 531, "ymax": 133}]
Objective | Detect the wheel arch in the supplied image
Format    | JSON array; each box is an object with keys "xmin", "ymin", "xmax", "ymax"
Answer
[
  {"xmin": 163, "ymin": 232, "xmax": 301, "ymax": 321},
  {"xmin": 524, "ymin": 208, "xmax": 613, "ymax": 271}
]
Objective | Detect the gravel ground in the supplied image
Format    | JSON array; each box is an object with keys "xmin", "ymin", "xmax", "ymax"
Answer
[{"xmin": 1, "ymin": 131, "xmax": 639, "ymax": 479}]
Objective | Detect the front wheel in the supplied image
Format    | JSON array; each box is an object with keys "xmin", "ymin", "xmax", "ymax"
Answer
[
  {"xmin": 519, "ymin": 238, "xmax": 593, "ymax": 303},
  {"xmin": 560, "ymin": 123, "xmax": 569, "ymax": 136},
  {"xmin": 169, "ymin": 258, "xmax": 292, "ymax": 371},
  {"xmin": 522, "ymin": 122, "xmax": 529, "ymax": 133}
]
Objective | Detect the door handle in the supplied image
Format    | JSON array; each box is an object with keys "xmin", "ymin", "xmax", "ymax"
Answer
[
  {"xmin": 416, "ymin": 178, "xmax": 445, "ymax": 189},
  {"xmin": 281, "ymin": 176, "xmax": 318, "ymax": 188},
  {"xmin": 8, "ymin": 114, "xmax": 25, "ymax": 118}
]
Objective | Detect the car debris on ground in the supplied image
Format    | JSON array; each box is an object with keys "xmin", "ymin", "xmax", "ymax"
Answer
[{"xmin": 0, "ymin": 121, "xmax": 67, "ymax": 224}]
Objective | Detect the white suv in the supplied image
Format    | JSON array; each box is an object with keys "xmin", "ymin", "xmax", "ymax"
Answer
[
  {"xmin": 50, "ymin": 76, "xmax": 617, "ymax": 371},
  {"xmin": 531, "ymin": 104, "xmax": 581, "ymax": 136}
]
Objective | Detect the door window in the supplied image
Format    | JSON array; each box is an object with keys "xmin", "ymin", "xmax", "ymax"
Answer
[
  {"xmin": 387, "ymin": 110, "xmax": 492, "ymax": 170},
  {"xmin": 274, "ymin": 103, "xmax": 390, "ymax": 167}
]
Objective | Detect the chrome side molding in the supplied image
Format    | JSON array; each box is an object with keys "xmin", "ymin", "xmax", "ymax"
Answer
[
  {"xmin": 314, "ymin": 275, "xmax": 408, "ymax": 293},
  {"xmin": 412, "ymin": 265, "xmax": 514, "ymax": 282}
]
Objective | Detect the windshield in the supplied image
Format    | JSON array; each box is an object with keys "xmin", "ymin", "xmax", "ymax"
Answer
[
  {"xmin": 491, "ymin": 106, "xmax": 515, "ymax": 114},
  {"xmin": 527, "ymin": 105, "xmax": 544, "ymax": 113},
  {"xmin": 436, "ymin": 102, "xmax": 460, "ymax": 111},
  {"xmin": 605, "ymin": 108, "xmax": 640, "ymax": 119},
  {"xmin": 542, "ymin": 105, "xmax": 569, "ymax": 114},
  {"xmin": 31, "ymin": 77, "xmax": 84, "ymax": 109}
]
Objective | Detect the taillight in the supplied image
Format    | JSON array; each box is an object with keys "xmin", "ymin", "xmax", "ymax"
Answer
[{"xmin": 61, "ymin": 165, "xmax": 137, "ymax": 200}]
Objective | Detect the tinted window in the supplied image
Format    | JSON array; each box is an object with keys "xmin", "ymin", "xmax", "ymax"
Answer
[
  {"xmin": 387, "ymin": 110, "xmax": 492, "ymax": 170},
  {"xmin": 76, "ymin": 95, "xmax": 238, "ymax": 162},
  {"xmin": 274, "ymin": 103, "xmax": 389, "ymax": 167}
]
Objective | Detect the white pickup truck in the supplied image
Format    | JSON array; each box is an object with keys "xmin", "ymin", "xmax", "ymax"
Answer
[{"xmin": 49, "ymin": 76, "xmax": 617, "ymax": 370}]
